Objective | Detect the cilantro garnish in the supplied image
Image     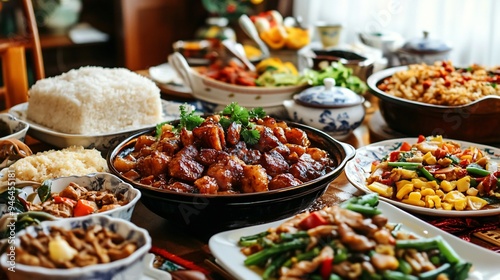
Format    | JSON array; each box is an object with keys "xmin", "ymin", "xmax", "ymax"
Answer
[
  {"xmin": 220, "ymin": 102, "xmax": 265, "ymax": 145},
  {"xmin": 241, "ymin": 129, "xmax": 260, "ymax": 145},
  {"xmin": 155, "ymin": 104, "xmax": 204, "ymax": 138},
  {"xmin": 178, "ymin": 103, "xmax": 204, "ymax": 130},
  {"xmin": 155, "ymin": 121, "xmax": 169, "ymax": 138}
]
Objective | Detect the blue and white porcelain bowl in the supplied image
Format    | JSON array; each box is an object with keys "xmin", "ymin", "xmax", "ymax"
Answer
[
  {"xmin": 0, "ymin": 172, "xmax": 141, "ymax": 222},
  {"xmin": 283, "ymin": 78, "xmax": 365, "ymax": 140},
  {"xmin": 0, "ymin": 113, "xmax": 29, "ymax": 142},
  {"xmin": 0, "ymin": 215, "xmax": 151, "ymax": 280}
]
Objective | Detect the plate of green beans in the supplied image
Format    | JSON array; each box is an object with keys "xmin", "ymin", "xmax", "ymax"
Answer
[{"xmin": 209, "ymin": 194, "xmax": 499, "ymax": 280}]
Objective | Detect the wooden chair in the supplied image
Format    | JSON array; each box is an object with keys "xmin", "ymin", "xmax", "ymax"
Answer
[{"xmin": 0, "ymin": 0, "xmax": 44, "ymax": 109}]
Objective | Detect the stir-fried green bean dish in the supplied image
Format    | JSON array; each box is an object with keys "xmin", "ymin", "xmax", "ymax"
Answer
[{"xmin": 238, "ymin": 193, "xmax": 472, "ymax": 280}]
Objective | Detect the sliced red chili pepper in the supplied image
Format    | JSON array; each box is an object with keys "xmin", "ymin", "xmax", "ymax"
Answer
[
  {"xmin": 379, "ymin": 178, "xmax": 394, "ymax": 186},
  {"xmin": 320, "ymin": 257, "xmax": 333, "ymax": 280},
  {"xmin": 400, "ymin": 141, "xmax": 411, "ymax": 151},
  {"xmin": 53, "ymin": 196, "xmax": 77, "ymax": 206},
  {"xmin": 482, "ymin": 174, "xmax": 498, "ymax": 193},
  {"xmin": 389, "ymin": 151, "xmax": 400, "ymax": 162},
  {"xmin": 417, "ymin": 135, "xmax": 426, "ymax": 143},
  {"xmin": 298, "ymin": 212, "xmax": 329, "ymax": 230},
  {"xmin": 433, "ymin": 148, "xmax": 447, "ymax": 159},
  {"xmin": 423, "ymin": 79, "xmax": 433, "ymax": 89},
  {"xmin": 74, "ymin": 199, "xmax": 97, "ymax": 217}
]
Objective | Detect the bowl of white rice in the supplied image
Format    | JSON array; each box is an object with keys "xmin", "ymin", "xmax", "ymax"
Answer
[{"xmin": 9, "ymin": 66, "xmax": 173, "ymax": 151}]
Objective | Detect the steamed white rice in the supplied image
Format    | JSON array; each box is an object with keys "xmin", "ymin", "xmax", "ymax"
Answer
[{"xmin": 27, "ymin": 66, "xmax": 163, "ymax": 134}]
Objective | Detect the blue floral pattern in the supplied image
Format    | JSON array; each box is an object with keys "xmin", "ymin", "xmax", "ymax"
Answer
[
  {"xmin": 0, "ymin": 173, "xmax": 141, "ymax": 221},
  {"xmin": 345, "ymin": 137, "xmax": 500, "ymax": 217},
  {"xmin": 1, "ymin": 215, "xmax": 151, "ymax": 280}
]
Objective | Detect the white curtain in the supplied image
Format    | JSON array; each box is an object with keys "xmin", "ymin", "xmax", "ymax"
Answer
[{"xmin": 294, "ymin": 0, "xmax": 500, "ymax": 67}]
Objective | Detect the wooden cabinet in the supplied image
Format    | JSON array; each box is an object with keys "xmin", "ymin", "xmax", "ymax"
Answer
[{"xmin": 117, "ymin": 0, "xmax": 206, "ymax": 71}]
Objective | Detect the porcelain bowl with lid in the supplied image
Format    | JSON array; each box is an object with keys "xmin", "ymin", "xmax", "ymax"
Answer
[
  {"xmin": 283, "ymin": 78, "xmax": 365, "ymax": 140},
  {"xmin": 396, "ymin": 31, "xmax": 452, "ymax": 65}
]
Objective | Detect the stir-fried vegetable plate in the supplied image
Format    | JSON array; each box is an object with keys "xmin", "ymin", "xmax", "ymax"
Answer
[
  {"xmin": 345, "ymin": 136, "xmax": 500, "ymax": 217},
  {"xmin": 209, "ymin": 195, "xmax": 500, "ymax": 280}
]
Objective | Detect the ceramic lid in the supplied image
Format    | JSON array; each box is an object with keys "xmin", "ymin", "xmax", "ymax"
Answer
[
  {"xmin": 402, "ymin": 31, "xmax": 452, "ymax": 54},
  {"xmin": 294, "ymin": 78, "xmax": 364, "ymax": 108}
]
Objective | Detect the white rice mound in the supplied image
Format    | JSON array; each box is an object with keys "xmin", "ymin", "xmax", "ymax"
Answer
[
  {"xmin": 0, "ymin": 146, "xmax": 108, "ymax": 183},
  {"xmin": 27, "ymin": 66, "xmax": 163, "ymax": 134}
]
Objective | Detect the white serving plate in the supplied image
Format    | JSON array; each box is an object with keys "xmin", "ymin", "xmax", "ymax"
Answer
[
  {"xmin": 209, "ymin": 200, "xmax": 500, "ymax": 280},
  {"xmin": 345, "ymin": 137, "xmax": 500, "ymax": 217},
  {"xmin": 9, "ymin": 100, "xmax": 191, "ymax": 151}
]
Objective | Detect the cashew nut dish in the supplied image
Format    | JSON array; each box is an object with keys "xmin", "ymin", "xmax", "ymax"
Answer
[
  {"xmin": 366, "ymin": 135, "xmax": 500, "ymax": 211},
  {"xmin": 15, "ymin": 224, "xmax": 138, "ymax": 268}
]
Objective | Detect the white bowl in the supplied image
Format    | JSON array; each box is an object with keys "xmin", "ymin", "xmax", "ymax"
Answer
[
  {"xmin": 168, "ymin": 52, "xmax": 307, "ymax": 118},
  {"xmin": 0, "ymin": 113, "xmax": 29, "ymax": 142},
  {"xmin": 0, "ymin": 172, "xmax": 141, "ymax": 222},
  {"xmin": 0, "ymin": 215, "xmax": 151, "ymax": 280}
]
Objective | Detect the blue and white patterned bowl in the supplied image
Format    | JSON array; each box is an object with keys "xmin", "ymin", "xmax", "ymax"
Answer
[
  {"xmin": 0, "ymin": 113, "xmax": 29, "ymax": 142},
  {"xmin": 0, "ymin": 172, "xmax": 141, "ymax": 221},
  {"xmin": 283, "ymin": 79, "xmax": 365, "ymax": 140},
  {"xmin": 0, "ymin": 215, "xmax": 151, "ymax": 280}
]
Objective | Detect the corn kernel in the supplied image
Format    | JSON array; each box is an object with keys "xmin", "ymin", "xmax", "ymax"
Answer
[
  {"xmin": 456, "ymin": 176, "xmax": 470, "ymax": 193},
  {"xmin": 466, "ymin": 187, "xmax": 479, "ymax": 196},
  {"xmin": 436, "ymin": 189, "xmax": 445, "ymax": 198},
  {"xmin": 402, "ymin": 192, "xmax": 425, "ymax": 207},
  {"xmin": 422, "ymin": 152, "xmax": 437, "ymax": 165},
  {"xmin": 368, "ymin": 182, "xmax": 394, "ymax": 198},
  {"xmin": 440, "ymin": 180, "xmax": 455, "ymax": 192},
  {"xmin": 441, "ymin": 202, "xmax": 454, "ymax": 210},
  {"xmin": 425, "ymin": 195, "xmax": 442, "ymax": 209},
  {"xmin": 426, "ymin": 180, "xmax": 439, "ymax": 190},
  {"xmin": 393, "ymin": 169, "xmax": 418, "ymax": 180},
  {"xmin": 396, "ymin": 180, "xmax": 412, "ymax": 192},
  {"xmin": 420, "ymin": 188, "xmax": 436, "ymax": 196},
  {"xmin": 443, "ymin": 190, "xmax": 466, "ymax": 203},
  {"xmin": 454, "ymin": 198, "xmax": 467, "ymax": 210},
  {"xmin": 396, "ymin": 184, "xmax": 414, "ymax": 200}
]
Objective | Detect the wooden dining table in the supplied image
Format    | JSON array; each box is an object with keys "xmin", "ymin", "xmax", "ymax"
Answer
[
  {"xmin": 123, "ymin": 100, "xmax": 499, "ymax": 279},
  {"xmin": 8, "ymin": 95, "xmax": 500, "ymax": 280}
]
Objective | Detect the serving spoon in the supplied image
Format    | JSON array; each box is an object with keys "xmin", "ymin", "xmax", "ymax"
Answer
[
  {"xmin": 221, "ymin": 39, "xmax": 256, "ymax": 72},
  {"xmin": 238, "ymin": 14, "xmax": 270, "ymax": 59}
]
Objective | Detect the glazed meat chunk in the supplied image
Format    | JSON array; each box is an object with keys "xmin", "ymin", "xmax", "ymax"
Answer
[
  {"xmin": 268, "ymin": 173, "xmax": 303, "ymax": 190},
  {"xmin": 193, "ymin": 123, "xmax": 226, "ymax": 150},
  {"xmin": 254, "ymin": 126, "xmax": 282, "ymax": 153},
  {"xmin": 260, "ymin": 149, "xmax": 289, "ymax": 178},
  {"xmin": 194, "ymin": 176, "xmax": 219, "ymax": 194},
  {"xmin": 286, "ymin": 127, "xmax": 310, "ymax": 147},
  {"xmin": 290, "ymin": 153, "xmax": 326, "ymax": 181},
  {"xmin": 241, "ymin": 164, "xmax": 269, "ymax": 193},
  {"xmin": 137, "ymin": 150, "xmax": 171, "ymax": 178},
  {"xmin": 228, "ymin": 141, "xmax": 261, "ymax": 165},
  {"xmin": 226, "ymin": 122, "xmax": 242, "ymax": 146},
  {"xmin": 168, "ymin": 145, "xmax": 204, "ymax": 182},
  {"xmin": 206, "ymin": 155, "xmax": 245, "ymax": 191}
]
